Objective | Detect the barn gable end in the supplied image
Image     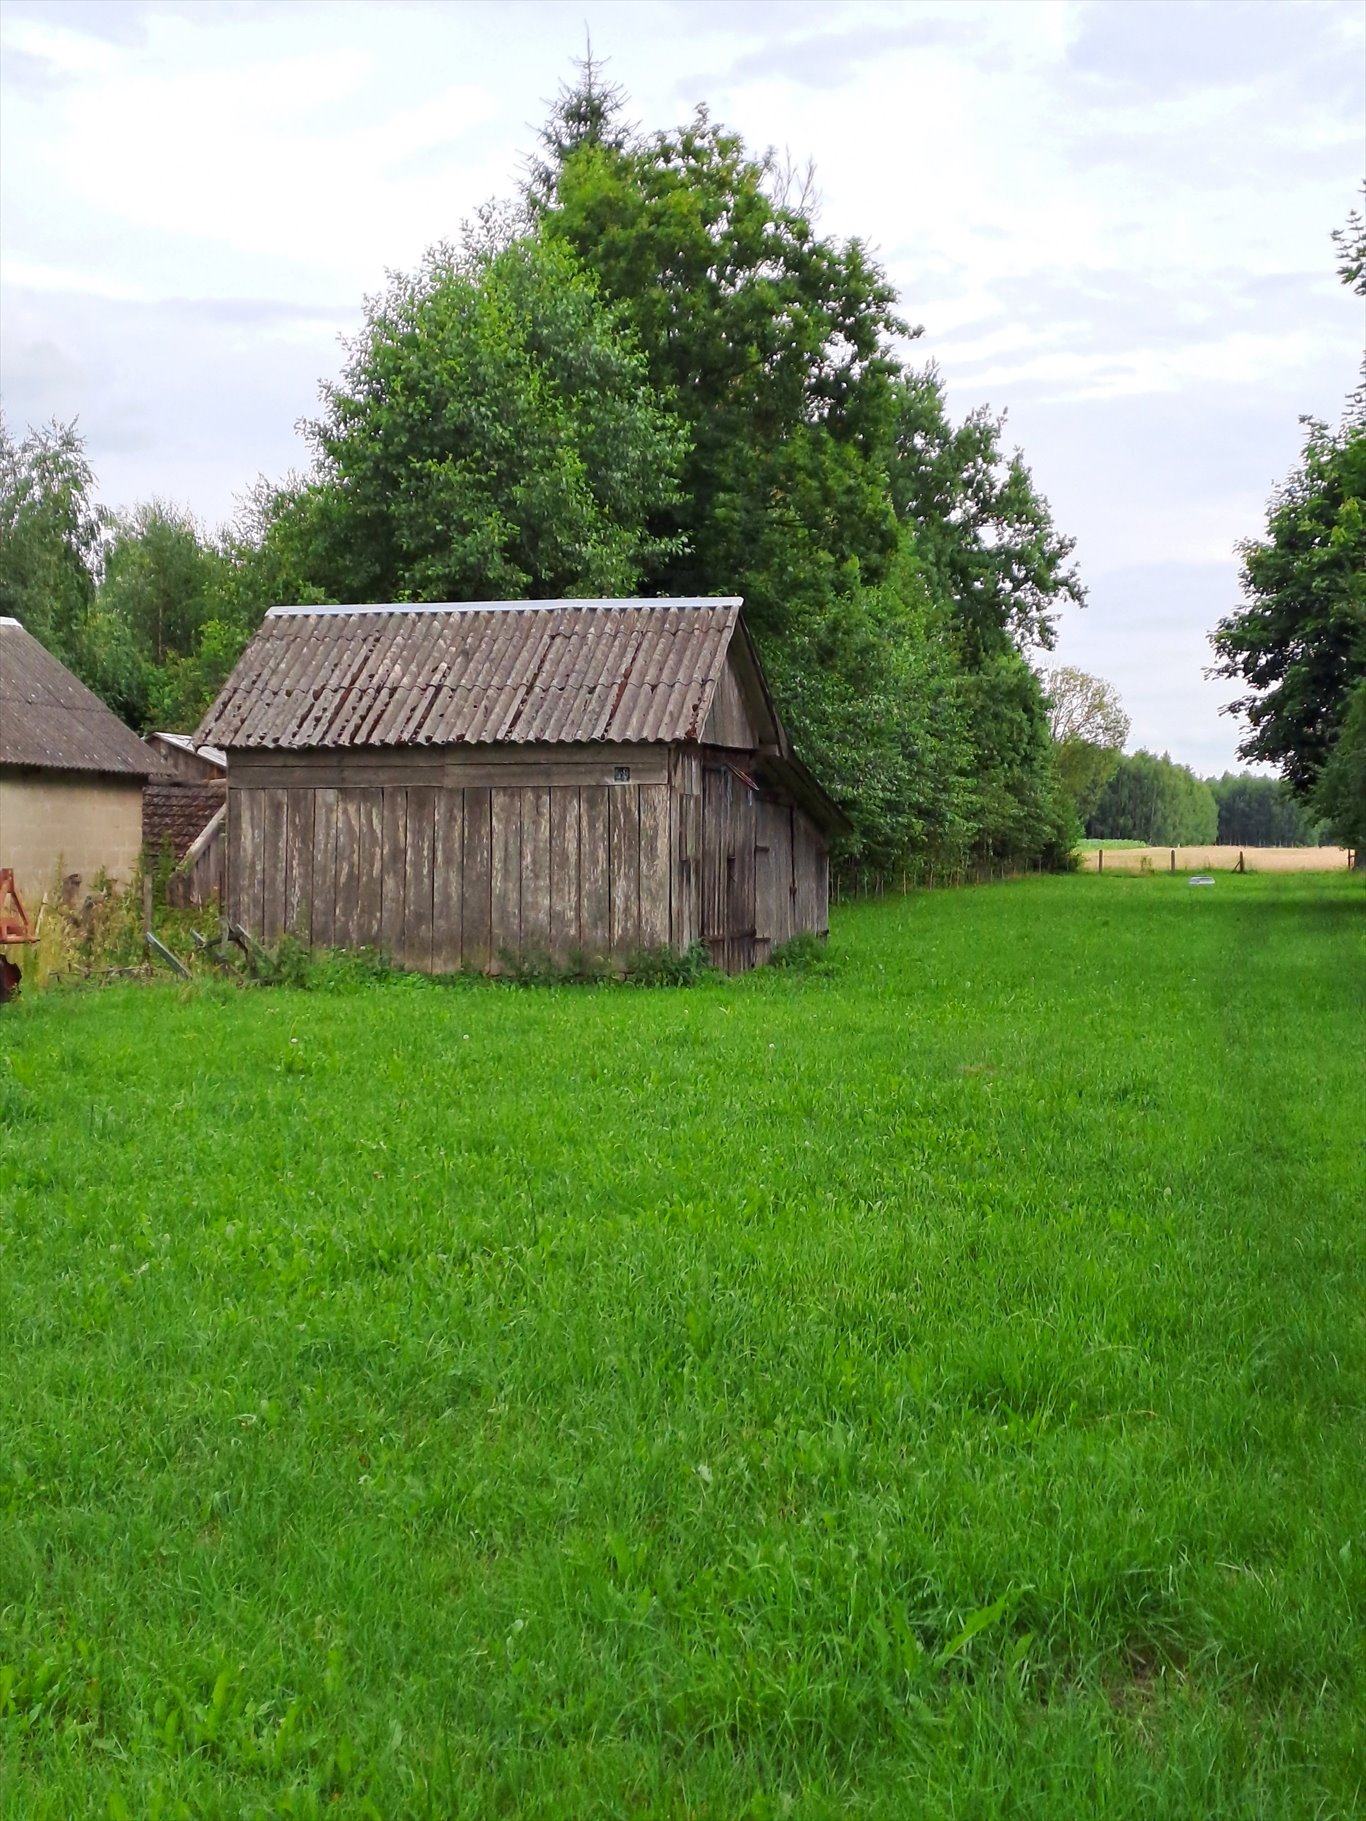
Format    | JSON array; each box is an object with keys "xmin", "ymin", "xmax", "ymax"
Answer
[{"xmin": 700, "ymin": 620, "xmax": 787, "ymax": 751}]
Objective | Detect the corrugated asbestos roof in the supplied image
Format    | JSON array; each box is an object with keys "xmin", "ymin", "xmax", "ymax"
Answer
[
  {"xmin": 197, "ymin": 599, "xmax": 747, "ymax": 751},
  {"xmin": 0, "ymin": 618, "xmax": 159, "ymax": 776},
  {"xmin": 149, "ymin": 730, "xmax": 227, "ymax": 770}
]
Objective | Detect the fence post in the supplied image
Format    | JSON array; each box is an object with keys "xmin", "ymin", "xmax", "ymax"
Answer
[{"xmin": 1170, "ymin": 849, "xmax": 1176, "ymax": 874}]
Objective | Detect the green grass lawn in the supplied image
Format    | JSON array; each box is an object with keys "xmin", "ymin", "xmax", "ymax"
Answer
[{"xmin": 2, "ymin": 873, "xmax": 1363, "ymax": 1819}]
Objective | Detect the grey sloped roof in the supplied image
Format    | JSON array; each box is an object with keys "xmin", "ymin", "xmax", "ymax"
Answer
[
  {"xmin": 148, "ymin": 730, "xmax": 227, "ymax": 770},
  {"xmin": 0, "ymin": 618, "xmax": 158, "ymax": 776},
  {"xmin": 196, "ymin": 598, "xmax": 748, "ymax": 751}
]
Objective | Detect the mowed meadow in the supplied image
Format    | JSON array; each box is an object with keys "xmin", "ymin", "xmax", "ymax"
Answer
[{"xmin": 1, "ymin": 874, "xmax": 1363, "ymax": 1819}]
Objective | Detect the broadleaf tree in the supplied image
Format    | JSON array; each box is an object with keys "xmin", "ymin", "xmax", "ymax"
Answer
[
  {"xmin": 889, "ymin": 368, "xmax": 1085, "ymax": 662},
  {"xmin": 1311, "ymin": 676, "xmax": 1366, "ymax": 853},
  {"xmin": 0, "ymin": 415, "xmax": 106, "ymax": 674},
  {"xmin": 534, "ymin": 100, "xmax": 908, "ymax": 641},
  {"xmin": 530, "ymin": 64, "xmax": 1086, "ymax": 869},
  {"xmin": 1210, "ymin": 199, "xmax": 1366, "ymax": 805},
  {"xmin": 1041, "ymin": 664, "xmax": 1130, "ymax": 822},
  {"xmin": 273, "ymin": 233, "xmax": 689, "ymax": 606},
  {"xmin": 1210, "ymin": 412, "xmax": 1365, "ymax": 796}
]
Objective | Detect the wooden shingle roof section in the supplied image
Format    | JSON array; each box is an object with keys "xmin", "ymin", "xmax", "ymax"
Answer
[
  {"xmin": 197, "ymin": 598, "xmax": 754, "ymax": 752},
  {"xmin": 0, "ymin": 617, "xmax": 158, "ymax": 776}
]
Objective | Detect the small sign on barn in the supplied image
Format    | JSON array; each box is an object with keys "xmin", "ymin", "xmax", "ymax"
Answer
[{"xmin": 197, "ymin": 598, "xmax": 846, "ymax": 973}]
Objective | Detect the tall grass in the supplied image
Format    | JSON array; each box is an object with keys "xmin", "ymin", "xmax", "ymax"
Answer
[{"xmin": 1, "ymin": 873, "xmax": 1362, "ymax": 1818}]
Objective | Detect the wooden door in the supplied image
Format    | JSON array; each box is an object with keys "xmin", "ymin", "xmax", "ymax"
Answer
[{"xmin": 702, "ymin": 763, "xmax": 757, "ymax": 972}]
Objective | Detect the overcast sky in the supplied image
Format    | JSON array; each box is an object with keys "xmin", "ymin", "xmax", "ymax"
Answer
[{"xmin": 2, "ymin": 0, "xmax": 1362, "ymax": 773}]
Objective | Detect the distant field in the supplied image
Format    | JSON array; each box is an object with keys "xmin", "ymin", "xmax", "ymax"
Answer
[
  {"xmin": 1079, "ymin": 843, "xmax": 1354, "ymax": 873},
  {"xmin": 2, "ymin": 874, "xmax": 1363, "ymax": 1818}
]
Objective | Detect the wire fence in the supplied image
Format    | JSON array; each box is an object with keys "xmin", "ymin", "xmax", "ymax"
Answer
[
  {"xmin": 832, "ymin": 845, "xmax": 1360, "ymax": 900},
  {"xmin": 831, "ymin": 857, "xmax": 1051, "ymax": 902}
]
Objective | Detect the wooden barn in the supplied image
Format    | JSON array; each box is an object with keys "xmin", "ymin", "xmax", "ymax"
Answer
[
  {"xmin": 0, "ymin": 616, "xmax": 160, "ymax": 911},
  {"xmin": 196, "ymin": 598, "xmax": 844, "ymax": 973},
  {"xmin": 142, "ymin": 732, "xmax": 227, "ymax": 907}
]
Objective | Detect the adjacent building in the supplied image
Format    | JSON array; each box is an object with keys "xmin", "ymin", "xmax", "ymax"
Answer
[
  {"xmin": 0, "ymin": 617, "xmax": 159, "ymax": 909},
  {"xmin": 143, "ymin": 732, "xmax": 227, "ymax": 907}
]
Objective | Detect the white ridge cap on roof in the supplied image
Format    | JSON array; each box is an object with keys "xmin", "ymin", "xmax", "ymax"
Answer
[
  {"xmin": 265, "ymin": 597, "xmax": 742, "ymax": 619},
  {"xmin": 0, "ymin": 616, "xmax": 23, "ymax": 627},
  {"xmin": 151, "ymin": 729, "xmax": 227, "ymax": 766}
]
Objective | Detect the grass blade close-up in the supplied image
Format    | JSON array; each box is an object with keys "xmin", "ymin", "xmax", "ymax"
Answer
[{"xmin": 2, "ymin": 872, "xmax": 1363, "ymax": 1819}]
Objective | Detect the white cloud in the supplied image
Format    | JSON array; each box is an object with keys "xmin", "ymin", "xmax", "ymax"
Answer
[
  {"xmin": 1, "ymin": 14, "xmax": 118, "ymax": 76},
  {"xmin": 1, "ymin": 257, "xmax": 152, "ymax": 302},
  {"xmin": 960, "ymin": 330, "xmax": 1330, "ymax": 403}
]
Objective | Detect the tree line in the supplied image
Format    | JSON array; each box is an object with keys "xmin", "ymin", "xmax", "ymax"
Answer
[
  {"xmin": 1036, "ymin": 661, "xmax": 1338, "ymax": 848},
  {"xmin": 2, "ymin": 64, "xmax": 1359, "ymax": 871},
  {"xmin": 0, "ymin": 60, "xmax": 1087, "ymax": 875},
  {"xmin": 1085, "ymin": 755, "xmax": 1328, "ymax": 848}
]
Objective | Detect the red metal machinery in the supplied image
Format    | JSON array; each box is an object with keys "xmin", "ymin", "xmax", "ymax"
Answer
[
  {"xmin": 0, "ymin": 869, "xmax": 33, "ymax": 944},
  {"xmin": 0, "ymin": 869, "xmax": 31, "ymax": 1002}
]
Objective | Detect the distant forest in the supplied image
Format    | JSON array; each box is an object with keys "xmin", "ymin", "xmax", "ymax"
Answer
[{"xmin": 1085, "ymin": 756, "xmax": 1329, "ymax": 848}]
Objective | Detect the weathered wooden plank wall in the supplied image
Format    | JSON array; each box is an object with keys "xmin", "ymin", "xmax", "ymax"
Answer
[
  {"xmin": 238, "ymin": 788, "xmax": 265, "ymax": 938},
  {"xmin": 356, "ymin": 789, "xmax": 382, "ymax": 941},
  {"xmin": 262, "ymin": 790, "xmax": 287, "ymax": 942},
  {"xmin": 284, "ymin": 790, "xmax": 314, "ymax": 942},
  {"xmin": 638, "ymin": 785, "xmax": 670, "ymax": 950},
  {"xmin": 462, "ymin": 788, "xmax": 492, "ymax": 971},
  {"xmin": 521, "ymin": 786, "xmax": 551, "ymax": 954},
  {"xmin": 224, "ymin": 742, "xmax": 830, "ymax": 974},
  {"xmin": 404, "ymin": 786, "xmax": 435, "ymax": 973},
  {"xmin": 228, "ymin": 775, "xmax": 689, "ymax": 971},
  {"xmin": 379, "ymin": 787, "xmax": 407, "ymax": 955},
  {"xmin": 334, "ymin": 790, "xmax": 361, "ymax": 948},
  {"xmin": 491, "ymin": 787, "xmax": 521, "ymax": 961},
  {"xmin": 755, "ymin": 798, "xmax": 798, "ymax": 956},
  {"xmin": 232, "ymin": 744, "xmax": 669, "ymax": 792},
  {"xmin": 311, "ymin": 788, "xmax": 337, "ymax": 948},
  {"xmin": 701, "ymin": 661, "xmax": 760, "ymax": 749},
  {"xmin": 549, "ymin": 788, "xmax": 580, "ymax": 955},
  {"xmin": 728, "ymin": 773, "xmax": 757, "ymax": 973},
  {"xmin": 792, "ymin": 809, "xmax": 830, "ymax": 937},
  {"xmin": 670, "ymin": 749, "xmax": 702, "ymax": 952},
  {"xmin": 580, "ymin": 786, "xmax": 610, "ymax": 954},
  {"xmin": 432, "ymin": 788, "xmax": 463, "ymax": 972},
  {"xmin": 701, "ymin": 765, "xmax": 727, "ymax": 958},
  {"xmin": 609, "ymin": 787, "xmax": 640, "ymax": 955}
]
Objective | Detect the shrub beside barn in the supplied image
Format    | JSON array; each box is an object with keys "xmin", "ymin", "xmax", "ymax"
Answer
[
  {"xmin": 0, "ymin": 616, "xmax": 160, "ymax": 913},
  {"xmin": 197, "ymin": 598, "xmax": 843, "ymax": 972}
]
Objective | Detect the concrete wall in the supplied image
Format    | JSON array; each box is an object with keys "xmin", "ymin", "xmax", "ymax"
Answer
[{"xmin": 0, "ymin": 769, "xmax": 145, "ymax": 906}]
